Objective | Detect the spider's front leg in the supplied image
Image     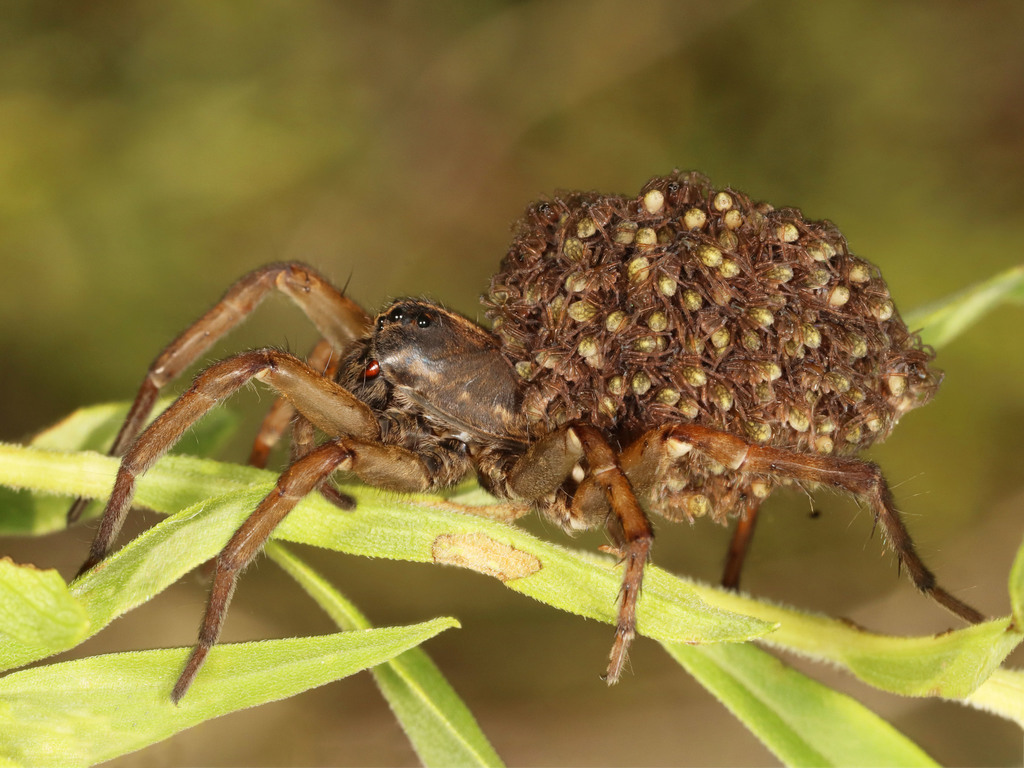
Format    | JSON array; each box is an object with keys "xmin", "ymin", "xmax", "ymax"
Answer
[
  {"xmin": 173, "ymin": 434, "xmax": 436, "ymax": 702},
  {"xmin": 67, "ymin": 262, "xmax": 370, "ymax": 523},
  {"xmin": 245, "ymin": 338, "xmax": 355, "ymax": 510},
  {"xmin": 76, "ymin": 347, "xmax": 444, "ymax": 701},
  {"xmin": 248, "ymin": 338, "xmax": 343, "ymax": 469},
  {"xmin": 175, "ymin": 439, "xmax": 355, "ymax": 702},
  {"xmin": 79, "ymin": 348, "xmax": 384, "ymax": 573}
]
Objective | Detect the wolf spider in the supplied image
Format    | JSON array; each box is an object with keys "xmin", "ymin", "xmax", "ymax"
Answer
[{"xmin": 70, "ymin": 179, "xmax": 984, "ymax": 703}]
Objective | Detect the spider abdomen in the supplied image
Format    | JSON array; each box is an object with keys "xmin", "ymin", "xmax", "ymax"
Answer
[{"xmin": 483, "ymin": 171, "xmax": 938, "ymax": 520}]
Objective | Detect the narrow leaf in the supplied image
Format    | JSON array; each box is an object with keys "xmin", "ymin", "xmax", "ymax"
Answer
[
  {"xmin": 665, "ymin": 642, "xmax": 937, "ymax": 767},
  {"xmin": 268, "ymin": 543, "xmax": 504, "ymax": 768},
  {"xmin": 0, "ymin": 619, "xmax": 457, "ymax": 768},
  {"xmin": 0, "ymin": 485, "xmax": 276, "ymax": 674},
  {"xmin": 0, "ymin": 400, "xmax": 238, "ymax": 535},
  {"xmin": 0, "ymin": 560, "xmax": 89, "ymax": 670},
  {"xmin": 963, "ymin": 668, "xmax": 1024, "ymax": 728},
  {"xmin": 1, "ymin": 440, "xmax": 1020, "ymax": 727},
  {"xmin": 68, "ymin": 487, "xmax": 278, "ymax": 655},
  {"xmin": 907, "ymin": 264, "xmax": 1024, "ymax": 348},
  {"xmin": 31, "ymin": 398, "xmax": 238, "ymax": 459},
  {"xmin": 1007, "ymin": 534, "xmax": 1024, "ymax": 628},
  {"xmin": 0, "ymin": 443, "xmax": 273, "ymax": 536},
  {"xmin": 689, "ymin": 580, "xmax": 1020, "ymax": 699},
  {"xmin": 0, "ymin": 443, "xmax": 774, "ymax": 656}
]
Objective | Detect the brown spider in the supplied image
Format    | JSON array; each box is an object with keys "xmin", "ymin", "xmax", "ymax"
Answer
[{"xmin": 70, "ymin": 171, "xmax": 983, "ymax": 703}]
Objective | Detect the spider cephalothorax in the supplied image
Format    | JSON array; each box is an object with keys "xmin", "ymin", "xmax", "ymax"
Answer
[{"xmin": 69, "ymin": 171, "xmax": 982, "ymax": 703}]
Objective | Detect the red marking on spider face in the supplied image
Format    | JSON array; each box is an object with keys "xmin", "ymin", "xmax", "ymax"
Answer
[{"xmin": 364, "ymin": 359, "xmax": 380, "ymax": 378}]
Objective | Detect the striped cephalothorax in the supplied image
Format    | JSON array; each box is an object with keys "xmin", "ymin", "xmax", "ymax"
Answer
[{"xmin": 71, "ymin": 172, "xmax": 981, "ymax": 703}]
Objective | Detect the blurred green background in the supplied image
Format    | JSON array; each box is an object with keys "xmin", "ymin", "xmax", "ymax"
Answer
[{"xmin": 2, "ymin": 1, "xmax": 1023, "ymax": 765}]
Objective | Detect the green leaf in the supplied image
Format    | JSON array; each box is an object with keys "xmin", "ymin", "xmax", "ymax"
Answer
[
  {"xmin": 267, "ymin": 543, "xmax": 504, "ymax": 768},
  {"xmin": 688, "ymin": 580, "xmax": 1020, "ymax": 699},
  {"xmin": 963, "ymin": 668, "xmax": 1024, "ymax": 727},
  {"xmin": 906, "ymin": 264, "xmax": 1024, "ymax": 348},
  {"xmin": 0, "ymin": 443, "xmax": 774, "ymax": 661},
  {"xmin": 0, "ymin": 400, "xmax": 240, "ymax": 535},
  {"xmin": 0, "ymin": 560, "xmax": 89, "ymax": 670},
  {"xmin": 1007, "ymin": 535, "xmax": 1024, "ymax": 628},
  {"xmin": 2, "ymin": 405, "xmax": 1022, "ymax": 763},
  {"xmin": 0, "ymin": 443, "xmax": 273, "ymax": 537},
  {"xmin": 664, "ymin": 642, "xmax": 937, "ymax": 767},
  {"xmin": 0, "ymin": 619, "xmax": 457, "ymax": 768},
  {"xmin": 62, "ymin": 487, "xmax": 289, "ymax": 675},
  {"xmin": 0, "ymin": 442, "xmax": 1019, "ymax": 706},
  {"xmin": 30, "ymin": 398, "xmax": 239, "ymax": 457},
  {"xmin": 274, "ymin": 493, "xmax": 773, "ymax": 647}
]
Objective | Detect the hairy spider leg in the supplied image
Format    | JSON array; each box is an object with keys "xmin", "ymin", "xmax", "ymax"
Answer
[
  {"xmin": 173, "ymin": 439, "xmax": 355, "ymax": 703},
  {"xmin": 245, "ymin": 338, "xmax": 355, "ymax": 510},
  {"xmin": 77, "ymin": 348, "xmax": 388, "ymax": 574},
  {"xmin": 721, "ymin": 498, "xmax": 764, "ymax": 590},
  {"xmin": 501, "ymin": 424, "xmax": 654, "ymax": 684},
  {"xmin": 573, "ymin": 426, "xmax": 654, "ymax": 684},
  {"xmin": 248, "ymin": 338, "xmax": 342, "ymax": 468},
  {"xmin": 76, "ymin": 347, "xmax": 448, "ymax": 700},
  {"xmin": 66, "ymin": 262, "xmax": 370, "ymax": 524},
  {"xmin": 286, "ymin": 404, "xmax": 356, "ymax": 510},
  {"xmin": 172, "ymin": 428, "xmax": 437, "ymax": 702},
  {"xmin": 663, "ymin": 423, "xmax": 984, "ymax": 624}
]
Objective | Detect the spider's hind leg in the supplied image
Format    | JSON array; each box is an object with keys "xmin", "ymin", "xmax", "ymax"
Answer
[
  {"xmin": 664, "ymin": 423, "xmax": 984, "ymax": 624},
  {"xmin": 721, "ymin": 496, "xmax": 764, "ymax": 591}
]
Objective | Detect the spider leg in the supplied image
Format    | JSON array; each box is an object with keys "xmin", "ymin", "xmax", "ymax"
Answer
[
  {"xmin": 67, "ymin": 263, "xmax": 370, "ymax": 523},
  {"xmin": 78, "ymin": 349, "xmax": 381, "ymax": 574},
  {"xmin": 573, "ymin": 426, "xmax": 654, "ymax": 684},
  {"xmin": 247, "ymin": 396, "xmax": 299, "ymax": 468},
  {"xmin": 505, "ymin": 427, "xmax": 584, "ymax": 499},
  {"xmin": 498, "ymin": 424, "xmax": 653, "ymax": 683},
  {"xmin": 666, "ymin": 423, "xmax": 984, "ymax": 624},
  {"xmin": 248, "ymin": 338, "xmax": 342, "ymax": 468},
  {"xmin": 288, "ymin": 408, "xmax": 355, "ymax": 511},
  {"xmin": 173, "ymin": 440, "xmax": 353, "ymax": 703},
  {"xmin": 245, "ymin": 339, "xmax": 355, "ymax": 511},
  {"xmin": 720, "ymin": 497, "xmax": 763, "ymax": 590},
  {"xmin": 171, "ymin": 434, "xmax": 437, "ymax": 703}
]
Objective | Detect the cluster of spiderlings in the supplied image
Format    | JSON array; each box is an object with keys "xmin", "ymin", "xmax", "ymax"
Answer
[{"xmin": 483, "ymin": 171, "xmax": 940, "ymax": 521}]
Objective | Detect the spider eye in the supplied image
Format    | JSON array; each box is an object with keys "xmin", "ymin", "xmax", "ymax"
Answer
[
  {"xmin": 416, "ymin": 314, "xmax": 432, "ymax": 328},
  {"xmin": 364, "ymin": 359, "xmax": 380, "ymax": 378},
  {"xmin": 388, "ymin": 308, "xmax": 405, "ymax": 323}
]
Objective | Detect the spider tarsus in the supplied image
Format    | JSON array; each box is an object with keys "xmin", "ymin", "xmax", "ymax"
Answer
[
  {"xmin": 74, "ymin": 554, "xmax": 100, "ymax": 580},
  {"xmin": 605, "ymin": 534, "xmax": 649, "ymax": 685},
  {"xmin": 171, "ymin": 644, "xmax": 209, "ymax": 705},
  {"xmin": 605, "ymin": 623, "xmax": 636, "ymax": 685},
  {"xmin": 928, "ymin": 586, "xmax": 985, "ymax": 624}
]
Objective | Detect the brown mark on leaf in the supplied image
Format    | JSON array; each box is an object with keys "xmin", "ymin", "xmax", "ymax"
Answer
[{"xmin": 431, "ymin": 532, "xmax": 541, "ymax": 582}]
